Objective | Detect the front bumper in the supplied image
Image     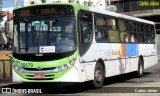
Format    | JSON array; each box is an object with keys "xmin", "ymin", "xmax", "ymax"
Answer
[{"xmin": 12, "ymin": 66, "xmax": 81, "ymax": 82}]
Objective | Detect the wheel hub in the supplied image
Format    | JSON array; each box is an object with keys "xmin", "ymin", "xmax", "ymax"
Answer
[
  {"xmin": 140, "ymin": 64, "xmax": 143, "ymax": 74},
  {"xmin": 95, "ymin": 69, "xmax": 102, "ymax": 83}
]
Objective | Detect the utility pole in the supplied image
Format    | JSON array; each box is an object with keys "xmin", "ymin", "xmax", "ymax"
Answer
[{"xmin": 14, "ymin": 0, "xmax": 18, "ymax": 9}]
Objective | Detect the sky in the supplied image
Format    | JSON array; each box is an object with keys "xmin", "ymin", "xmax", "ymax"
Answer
[{"xmin": 2, "ymin": 0, "xmax": 24, "ymax": 8}]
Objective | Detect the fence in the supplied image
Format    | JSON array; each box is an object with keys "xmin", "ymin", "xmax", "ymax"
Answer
[{"xmin": 0, "ymin": 51, "xmax": 12, "ymax": 81}]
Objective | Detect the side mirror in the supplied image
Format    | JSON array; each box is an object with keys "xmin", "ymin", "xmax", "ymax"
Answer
[{"xmin": 5, "ymin": 17, "xmax": 13, "ymax": 41}]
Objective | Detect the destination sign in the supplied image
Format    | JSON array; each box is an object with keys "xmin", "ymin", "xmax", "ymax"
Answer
[{"xmin": 15, "ymin": 5, "xmax": 74, "ymax": 17}]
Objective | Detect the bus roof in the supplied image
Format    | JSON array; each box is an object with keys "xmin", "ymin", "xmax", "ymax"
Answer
[
  {"xmin": 14, "ymin": 3, "xmax": 154, "ymax": 25},
  {"xmin": 89, "ymin": 7, "xmax": 155, "ymax": 25},
  {"xmin": 13, "ymin": 3, "xmax": 78, "ymax": 10}
]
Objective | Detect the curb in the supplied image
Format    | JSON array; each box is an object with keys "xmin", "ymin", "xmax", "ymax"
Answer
[{"xmin": 0, "ymin": 79, "xmax": 13, "ymax": 88}]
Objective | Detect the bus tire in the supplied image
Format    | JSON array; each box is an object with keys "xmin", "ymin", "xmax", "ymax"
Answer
[
  {"xmin": 93, "ymin": 63, "xmax": 104, "ymax": 88},
  {"xmin": 137, "ymin": 58, "xmax": 144, "ymax": 78}
]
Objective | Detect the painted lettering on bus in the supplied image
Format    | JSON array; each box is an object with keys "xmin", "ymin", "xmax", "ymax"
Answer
[
  {"xmin": 112, "ymin": 50, "xmax": 120, "ymax": 55},
  {"xmin": 20, "ymin": 63, "xmax": 33, "ymax": 68}
]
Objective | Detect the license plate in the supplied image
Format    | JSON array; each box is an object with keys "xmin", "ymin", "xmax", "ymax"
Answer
[{"xmin": 34, "ymin": 74, "xmax": 45, "ymax": 78}]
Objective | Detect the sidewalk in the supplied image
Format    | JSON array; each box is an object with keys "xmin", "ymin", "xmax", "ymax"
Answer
[{"xmin": 0, "ymin": 78, "xmax": 13, "ymax": 87}]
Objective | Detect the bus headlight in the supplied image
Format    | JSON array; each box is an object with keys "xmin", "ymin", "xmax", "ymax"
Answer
[
  {"xmin": 69, "ymin": 58, "xmax": 76, "ymax": 65},
  {"xmin": 58, "ymin": 66, "xmax": 62, "ymax": 71},
  {"xmin": 55, "ymin": 58, "xmax": 77, "ymax": 72},
  {"xmin": 13, "ymin": 64, "xmax": 24, "ymax": 72}
]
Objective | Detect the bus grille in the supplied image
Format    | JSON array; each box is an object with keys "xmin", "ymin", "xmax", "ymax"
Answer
[
  {"xmin": 23, "ymin": 67, "xmax": 56, "ymax": 71},
  {"xmin": 26, "ymin": 78, "xmax": 53, "ymax": 80}
]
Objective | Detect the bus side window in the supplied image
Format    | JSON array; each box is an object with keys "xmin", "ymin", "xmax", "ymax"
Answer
[
  {"xmin": 119, "ymin": 20, "xmax": 129, "ymax": 43},
  {"xmin": 95, "ymin": 14, "xmax": 109, "ymax": 42},
  {"xmin": 108, "ymin": 18, "xmax": 120, "ymax": 42},
  {"xmin": 138, "ymin": 34, "xmax": 145, "ymax": 43},
  {"xmin": 78, "ymin": 11, "xmax": 93, "ymax": 56},
  {"xmin": 150, "ymin": 25, "xmax": 155, "ymax": 43},
  {"xmin": 145, "ymin": 25, "xmax": 155, "ymax": 43}
]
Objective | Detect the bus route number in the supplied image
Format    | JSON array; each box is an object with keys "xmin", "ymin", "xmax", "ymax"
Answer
[
  {"xmin": 19, "ymin": 10, "xmax": 30, "ymax": 17},
  {"xmin": 21, "ymin": 63, "xmax": 33, "ymax": 68}
]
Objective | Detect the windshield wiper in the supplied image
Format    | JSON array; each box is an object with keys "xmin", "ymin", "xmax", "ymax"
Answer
[
  {"xmin": 44, "ymin": 17, "xmax": 59, "ymax": 45},
  {"xmin": 50, "ymin": 17, "xmax": 58, "ymax": 29},
  {"xmin": 24, "ymin": 19, "xmax": 35, "ymax": 36},
  {"xmin": 24, "ymin": 18, "xmax": 37, "ymax": 52}
]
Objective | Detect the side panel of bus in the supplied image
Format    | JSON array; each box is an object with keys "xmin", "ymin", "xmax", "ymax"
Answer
[{"xmin": 78, "ymin": 7, "xmax": 157, "ymax": 81}]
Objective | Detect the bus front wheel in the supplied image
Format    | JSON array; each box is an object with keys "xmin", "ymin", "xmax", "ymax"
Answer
[{"xmin": 93, "ymin": 63, "xmax": 104, "ymax": 88}]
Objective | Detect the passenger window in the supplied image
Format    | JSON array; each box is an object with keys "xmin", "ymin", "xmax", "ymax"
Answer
[
  {"xmin": 95, "ymin": 14, "xmax": 109, "ymax": 42},
  {"xmin": 108, "ymin": 18, "xmax": 119, "ymax": 30},
  {"xmin": 109, "ymin": 30, "xmax": 120, "ymax": 42},
  {"xmin": 120, "ymin": 32, "xmax": 128, "ymax": 42},
  {"xmin": 138, "ymin": 33, "xmax": 145, "ymax": 43},
  {"xmin": 141, "ymin": 24, "xmax": 144, "ymax": 33},
  {"xmin": 129, "ymin": 22, "xmax": 136, "ymax": 32},
  {"xmin": 130, "ymin": 33, "xmax": 138, "ymax": 43},
  {"xmin": 95, "ymin": 15, "xmax": 107, "ymax": 28},
  {"xmin": 150, "ymin": 25, "xmax": 155, "ymax": 43},
  {"xmin": 95, "ymin": 29, "xmax": 108, "ymax": 42},
  {"xmin": 145, "ymin": 25, "xmax": 155, "ymax": 43},
  {"xmin": 119, "ymin": 20, "xmax": 129, "ymax": 43},
  {"xmin": 108, "ymin": 17, "xmax": 119, "ymax": 42},
  {"xmin": 124, "ymin": 21, "xmax": 129, "ymax": 31},
  {"xmin": 119, "ymin": 20, "xmax": 125, "ymax": 31}
]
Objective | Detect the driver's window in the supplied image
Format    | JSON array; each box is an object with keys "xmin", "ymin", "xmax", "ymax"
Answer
[{"xmin": 78, "ymin": 10, "xmax": 93, "ymax": 56}]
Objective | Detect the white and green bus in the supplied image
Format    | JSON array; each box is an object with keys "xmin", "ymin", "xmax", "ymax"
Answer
[{"xmin": 11, "ymin": 3, "xmax": 157, "ymax": 88}]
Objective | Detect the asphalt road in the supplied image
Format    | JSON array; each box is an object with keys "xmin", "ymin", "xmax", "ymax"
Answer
[{"xmin": 1, "ymin": 63, "xmax": 160, "ymax": 96}]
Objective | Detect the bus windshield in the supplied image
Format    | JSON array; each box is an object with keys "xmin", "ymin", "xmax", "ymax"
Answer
[{"xmin": 14, "ymin": 18, "xmax": 76, "ymax": 54}]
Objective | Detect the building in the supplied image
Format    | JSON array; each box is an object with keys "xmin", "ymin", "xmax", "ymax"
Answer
[
  {"xmin": 0, "ymin": 11, "xmax": 13, "ymax": 28},
  {"xmin": 110, "ymin": 0, "xmax": 160, "ymax": 33},
  {"xmin": 0, "ymin": 11, "xmax": 13, "ymax": 50},
  {"xmin": 2, "ymin": 7, "xmax": 14, "ymax": 13}
]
